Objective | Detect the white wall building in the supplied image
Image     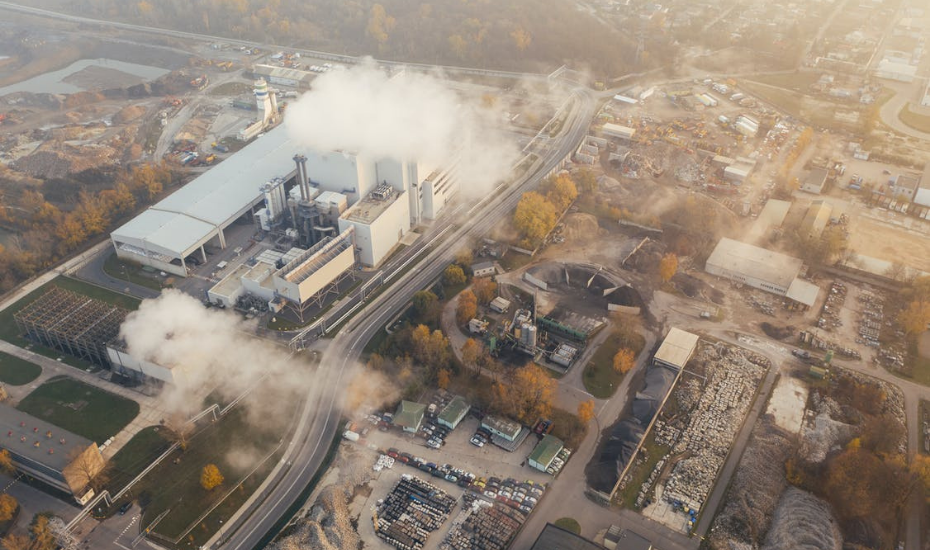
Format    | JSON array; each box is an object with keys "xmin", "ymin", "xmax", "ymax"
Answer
[{"xmin": 338, "ymin": 185, "xmax": 410, "ymax": 267}]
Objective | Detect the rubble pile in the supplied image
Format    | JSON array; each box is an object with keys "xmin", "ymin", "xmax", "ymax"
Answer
[
  {"xmin": 761, "ymin": 487, "xmax": 842, "ymax": 550},
  {"xmin": 662, "ymin": 343, "xmax": 767, "ymax": 510},
  {"xmin": 708, "ymin": 420, "xmax": 793, "ymax": 548},
  {"xmin": 271, "ymin": 484, "xmax": 361, "ymax": 550},
  {"xmin": 375, "ymin": 475, "xmax": 456, "ymax": 550},
  {"xmin": 856, "ymin": 288, "xmax": 882, "ymax": 346},
  {"xmin": 817, "ymin": 281, "xmax": 846, "ymax": 331},
  {"xmin": 440, "ymin": 499, "xmax": 526, "ymax": 550}
]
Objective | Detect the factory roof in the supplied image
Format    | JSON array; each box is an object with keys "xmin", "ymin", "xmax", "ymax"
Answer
[
  {"xmin": 602, "ymin": 123, "xmax": 636, "ymax": 138},
  {"xmin": 341, "ymin": 187, "xmax": 404, "ymax": 224},
  {"xmin": 393, "ymin": 401, "xmax": 425, "ymax": 430},
  {"xmin": 209, "ymin": 264, "xmax": 252, "ymax": 299},
  {"xmin": 438, "ymin": 396, "xmax": 470, "ymax": 425},
  {"xmin": 0, "ymin": 404, "xmax": 95, "ymax": 472},
  {"xmin": 481, "ymin": 415, "xmax": 522, "ymax": 439},
  {"xmin": 804, "ymin": 168, "xmax": 830, "ymax": 191},
  {"xmin": 706, "ymin": 238, "xmax": 803, "ymax": 289},
  {"xmin": 786, "ymin": 278, "xmax": 821, "ymax": 307},
  {"xmin": 895, "ymin": 173, "xmax": 921, "ymax": 193},
  {"xmin": 528, "ymin": 434, "xmax": 563, "ymax": 467},
  {"xmin": 530, "ymin": 523, "xmax": 603, "ymax": 550},
  {"xmin": 253, "ymin": 64, "xmax": 316, "ymax": 85},
  {"xmin": 111, "ymin": 124, "xmax": 297, "ymax": 257},
  {"xmin": 799, "ymin": 200, "xmax": 833, "ymax": 239},
  {"xmin": 605, "ymin": 527, "xmax": 652, "ymax": 550},
  {"xmin": 653, "ymin": 328, "xmax": 699, "ymax": 370}
]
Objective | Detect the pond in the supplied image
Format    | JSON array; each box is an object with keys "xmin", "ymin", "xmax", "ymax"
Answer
[{"xmin": 0, "ymin": 57, "xmax": 170, "ymax": 96}]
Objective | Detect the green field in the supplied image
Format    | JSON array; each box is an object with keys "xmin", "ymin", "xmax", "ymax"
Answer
[
  {"xmin": 899, "ymin": 104, "xmax": 930, "ymax": 134},
  {"xmin": 553, "ymin": 517, "xmax": 581, "ymax": 534},
  {"xmin": 582, "ymin": 330, "xmax": 646, "ymax": 399},
  {"xmin": 106, "ymin": 426, "xmax": 173, "ymax": 494},
  {"xmin": 16, "ymin": 377, "xmax": 139, "ymax": 443},
  {"xmin": 0, "ymin": 352, "xmax": 41, "ymax": 386}
]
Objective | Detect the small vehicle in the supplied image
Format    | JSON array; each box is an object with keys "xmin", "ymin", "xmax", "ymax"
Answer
[
  {"xmin": 386, "ymin": 448, "xmax": 399, "ymax": 458},
  {"xmin": 426, "ymin": 438, "xmax": 441, "ymax": 449},
  {"xmin": 470, "ymin": 435, "xmax": 485, "ymax": 447},
  {"xmin": 118, "ymin": 502, "xmax": 133, "ymax": 515}
]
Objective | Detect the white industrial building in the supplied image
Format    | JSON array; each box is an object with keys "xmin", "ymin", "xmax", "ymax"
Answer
[
  {"xmin": 111, "ymin": 123, "xmax": 457, "ymax": 276},
  {"xmin": 653, "ymin": 328, "xmax": 699, "ymax": 371},
  {"xmin": 915, "ymin": 164, "xmax": 930, "ymax": 208},
  {"xmin": 107, "ymin": 344, "xmax": 187, "ymax": 386},
  {"xmin": 800, "ymin": 167, "xmax": 830, "ymax": 194},
  {"xmin": 602, "ymin": 123, "xmax": 636, "ymax": 141},
  {"xmin": 875, "ymin": 58, "xmax": 918, "ymax": 82},
  {"xmin": 705, "ymin": 238, "xmax": 820, "ymax": 309}
]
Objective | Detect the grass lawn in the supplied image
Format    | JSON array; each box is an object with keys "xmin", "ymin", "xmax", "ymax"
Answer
[
  {"xmin": 899, "ymin": 104, "xmax": 930, "ymax": 134},
  {"xmin": 106, "ymin": 426, "xmax": 173, "ymax": 496},
  {"xmin": 16, "ymin": 377, "xmax": 139, "ymax": 443},
  {"xmin": 553, "ymin": 517, "xmax": 581, "ymax": 535},
  {"xmin": 136, "ymin": 404, "xmax": 291, "ymax": 544},
  {"xmin": 615, "ymin": 430, "xmax": 671, "ymax": 509},
  {"xmin": 102, "ymin": 252, "xmax": 165, "ymax": 291},
  {"xmin": 582, "ymin": 331, "xmax": 645, "ymax": 399},
  {"xmin": 0, "ymin": 352, "xmax": 41, "ymax": 386}
]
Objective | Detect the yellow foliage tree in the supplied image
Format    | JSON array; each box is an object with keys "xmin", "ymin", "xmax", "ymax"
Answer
[
  {"xmin": 472, "ymin": 278, "xmax": 497, "ymax": 304},
  {"xmin": 513, "ymin": 191, "xmax": 557, "ymax": 245},
  {"xmin": 0, "ymin": 449, "xmax": 15, "ymax": 474},
  {"xmin": 900, "ymin": 300, "xmax": 930, "ymax": 337},
  {"xmin": 443, "ymin": 264, "xmax": 466, "ymax": 286},
  {"xmin": 0, "ymin": 494, "xmax": 16, "ymax": 522},
  {"xmin": 658, "ymin": 253, "xmax": 678, "ymax": 283},
  {"xmin": 200, "ymin": 464, "xmax": 224, "ymax": 491},
  {"xmin": 437, "ymin": 368, "xmax": 451, "ymax": 390},
  {"xmin": 498, "ymin": 364, "xmax": 556, "ymax": 423},
  {"xmin": 577, "ymin": 399, "xmax": 595, "ymax": 424},
  {"xmin": 456, "ymin": 290, "xmax": 478, "ymax": 325},
  {"xmin": 612, "ymin": 348, "xmax": 635, "ymax": 374},
  {"xmin": 545, "ymin": 174, "xmax": 578, "ymax": 212}
]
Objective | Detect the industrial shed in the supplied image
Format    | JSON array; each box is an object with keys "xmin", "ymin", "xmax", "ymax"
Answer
[
  {"xmin": 799, "ymin": 200, "xmax": 833, "ymax": 240},
  {"xmin": 394, "ymin": 401, "xmax": 425, "ymax": 433},
  {"xmin": 528, "ymin": 434, "xmax": 564, "ymax": 472},
  {"xmin": 800, "ymin": 168, "xmax": 830, "ymax": 194},
  {"xmin": 437, "ymin": 396, "xmax": 470, "ymax": 430},
  {"xmin": 252, "ymin": 64, "xmax": 315, "ymax": 88},
  {"xmin": 706, "ymin": 238, "xmax": 820, "ymax": 308},
  {"xmin": 917, "ymin": 164, "xmax": 930, "ymax": 208},
  {"xmin": 653, "ymin": 328, "xmax": 699, "ymax": 371},
  {"xmin": 481, "ymin": 416, "xmax": 522, "ymax": 442},
  {"xmin": 602, "ymin": 123, "xmax": 636, "ymax": 141},
  {"xmin": 0, "ymin": 404, "xmax": 104, "ymax": 503}
]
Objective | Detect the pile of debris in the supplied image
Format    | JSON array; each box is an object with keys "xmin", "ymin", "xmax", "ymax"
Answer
[
  {"xmin": 817, "ymin": 281, "xmax": 846, "ymax": 331},
  {"xmin": 15, "ymin": 143, "xmax": 118, "ymax": 179},
  {"xmin": 662, "ymin": 342, "xmax": 768, "ymax": 511},
  {"xmin": 375, "ymin": 475, "xmax": 456, "ymax": 550},
  {"xmin": 441, "ymin": 499, "xmax": 526, "ymax": 550},
  {"xmin": 856, "ymin": 288, "xmax": 883, "ymax": 347}
]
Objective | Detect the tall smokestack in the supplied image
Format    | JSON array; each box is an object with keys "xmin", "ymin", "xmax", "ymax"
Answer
[{"xmin": 293, "ymin": 154, "xmax": 309, "ymax": 201}]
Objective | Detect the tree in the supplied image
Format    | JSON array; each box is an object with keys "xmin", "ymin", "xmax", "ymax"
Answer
[
  {"xmin": 443, "ymin": 264, "xmax": 466, "ymax": 287},
  {"xmin": 510, "ymin": 26, "xmax": 532, "ymax": 51},
  {"xmin": 165, "ymin": 414, "xmax": 194, "ymax": 452},
  {"xmin": 411, "ymin": 324, "xmax": 449, "ymax": 371},
  {"xmin": 658, "ymin": 253, "xmax": 678, "ymax": 283},
  {"xmin": 456, "ymin": 290, "xmax": 478, "ymax": 325},
  {"xmin": 513, "ymin": 191, "xmax": 557, "ymax": 245},
  {"xmin": 497, "ymin": 364, "xmax": 555, "ymax": 423},
  {"xmin": 545, "ymin": 174, "xmax": 578, "ymax": 211},
  {"xmin": 200, "ymin": 464, "xmax": 224, "ymax": 491},
  {"xmin": 825, "ymin": 448, "xmax": 912, "ymax": 523},
  {"xmin": 455, "ymin": 248, "xmax": 473, "ymax": 268},
  {"xmin": 575, "ymin": 169, "xmax": 597, "ymax": 193},
  {"xmin": 900, "ymin": 300, "xmax": 930, "ymax": 337},
  {"xmin": 0, "ymin": 494, "xmax": 16, "ymax": 522},
  {"xmin": 861, "ymin": 415, "xmax": 904, "ymax": 457},
  {"xmin": 612, "ymin": 348, "xmax": 635, "ymax": 374},
  {"xmin": 366, "ymin": 4, "xmax": 396, "ymax": 45},
  {"xmin": 472, "ymin": 278, "xmax": 497, "ymax": 305},
  {"xmin": 0, "ymin": 449, "xmax": 14, "ymax": 474},
  {"xmin": 367, "ymin": 353, "xmax": 385, "ymax": 371},
  {"xmin": 65, "ymin": 445, "xmax": 107, "ymax": 492},
  {"xmin": 412, "ymin": 290, "xmax": 438, "ymax": 318},
  {"xmin": 577, "ymin": 399, "xmax": 595, "ymax": 424},
  {"xmin": 437, "ymin": 368, "xmax": 451, "ymax": 390},
  {"xmin": 461, "ymin": 338, "xmax": 482, "ymax": 376}
]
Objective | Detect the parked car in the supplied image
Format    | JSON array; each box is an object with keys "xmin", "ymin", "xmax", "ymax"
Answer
[
  {"xmin": 118, "ymin": 501, "xmax": 133, "ymax": 515},
  {"xmin": 470, "ymin": 435, "xmax": 485, "ymax": 447}
]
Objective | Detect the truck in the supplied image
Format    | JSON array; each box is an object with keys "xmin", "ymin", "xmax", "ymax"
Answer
[
  {"xmin": 212, "ymin": 142, "xmax": 230, "ymax": 153},
  {"xmin": 343, "ymin": 430, "xmax": 360, "ymax": 442}
]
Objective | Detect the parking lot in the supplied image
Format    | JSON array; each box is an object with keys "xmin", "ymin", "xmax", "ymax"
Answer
[{"xmin": 355, "ymin": 414, "xmax": 556, "ymax": 550}]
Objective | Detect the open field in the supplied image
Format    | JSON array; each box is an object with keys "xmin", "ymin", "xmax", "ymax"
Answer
[
  {"xmin": 746, "ymin": 72, "xmax": 821, "ymax": 94},
  {"xmin": 899, "ymin": 104, "xmax": 930, "ymax": 134},
  {"xmin": 0, "ymin": 351, "xmax": 42, "ymax": 386},
  {"xmin": 103, "ymin": 252, "xmax": 167, "ymax": 291},
  {"xmin": 847, "ymin": 217, "xmax": 930, "ymax": 273},
  {"xmin": 16, "ymin": 376, "xmax": 139, "ymax": 443},
  {"xmin": 106, "ymin": 426, "xmax": 173, "ymax": 495},
  {"xmin": 582, "ymin": 330, "xmax": 645, "ymax": 399}
]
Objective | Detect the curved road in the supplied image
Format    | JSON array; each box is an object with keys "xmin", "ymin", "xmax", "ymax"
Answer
[{"xmin": 206, "ymin": 89, "xmax": 596, "ymax": 550}]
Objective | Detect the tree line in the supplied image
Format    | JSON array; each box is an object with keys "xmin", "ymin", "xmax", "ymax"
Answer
[{"xmin": 0, "ymin": 162, "xmax": 175, "ymax": 292}]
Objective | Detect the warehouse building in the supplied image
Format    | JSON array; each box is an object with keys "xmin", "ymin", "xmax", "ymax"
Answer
[
  {"xmin": 653, "ymin": 328, "xmax": 699, "ymax": 371},
  {"xmin": 799, "ymin": 200, "xmax": 833, "ymax": 240},
  {"xmin": 481, "ymin": 415, "xmax": 523, "ymax": 442},
  {"xmin": 394, "ymin": 401, "xmax": 426, "ymax": 433},
  {"xmin": 528, "ymin": 434, "xmax": 564, "ymax": 472},
  {"xmin": 800, "ymin": 167, "xmax": 829, "ymax": 194},
  {"xmin": 471, "ymin": 261, "xmax": 497, "ymax": 278},
  {"xmin": 251, "ymin": 64, "xmax": 315, "ymax": 88},
  {"xmin": 705, "ymin": 238, "xmax": 820, "ymax": 308},
  {"xmin": 437, "ymin": 396, "xmax": 470, "ymax": 430},
  {"xmin": 111, "ymin": 124, "xmax": 456, "ymax": 276},
  {"xmin": 0, "ymin": 405, "xmax": 105, "ymax": 503},
  {"xmin": 875, "ymin": 58, "xmax": 917, "ymax": 82},
  {"xmin": 915, "ymin": 164, "xmax": 930, "ymax": 207},
  {"xmin": 602, "ymin": 123, "xmax": 636, "ymax": 141}
]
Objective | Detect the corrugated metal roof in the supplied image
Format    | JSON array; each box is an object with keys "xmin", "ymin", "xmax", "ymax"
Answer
[
  {"xmin": 786, "ymin": 278, "xmax": 820, "ymax": 307},
  {"xmin": 706, "ymin": 238, "xmax": 803, "ymax": 289},
  {"xmin": 653, "ymin": 328, "xmax": 699, "ymax": 370}
]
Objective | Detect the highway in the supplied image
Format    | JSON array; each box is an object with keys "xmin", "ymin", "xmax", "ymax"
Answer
[{"xmin": 206, "ymin": 88, "xmax": 596, "ymax": 550}]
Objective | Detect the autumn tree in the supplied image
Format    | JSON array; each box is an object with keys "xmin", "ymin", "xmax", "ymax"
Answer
[
  {"xmin": 411, "ymin": 324, "xmax": 449, "ymax": 372},
  {"xmin": 513, "ymin": 191, "xmax": 557, "ymax": 246},
  {"xmin": 0, "ymin": 494, "xmax": 16, "ymax": 523},
  {"xmin": 577, "ymin": 399, "xmax": 595, "ymax": 424},
  {"xmin": 443, "ymin": 264, "xmax": 466, "ymax": 287},
  {"xmin": 0, "ymin": 449, "xmax": 14, "ymax": 474},
  {"xmin": 455, "ymin": 248, "xmax": 474, "ymax": 268},
  {"xmin": 366, "ymin": 4, "xmax": 396, "ymax": 45},
  {"xmin": 200, "ymin": 464, "xmax": 224, "ymax": 491},
  {"xmin": 612, "ymin": 348, "xmax": 635, "ymax": 374},
  {"xmin": 367, "ymin": 353, "xmax": 385, "ymax": 371},
  {"xmin": 575, "ymin": 169, "xmax": 597, "ymax": 193},
  {"xmin": 472, "ymin": 277, "xmax": 498, "ymax": 304},
  {"xmin": 544, "ymin": 174, "xmax": 578, "ymax": 212},
  {"xmin": 461, "ymin": 338, "xmax": 482, "ymax": 376},
  {"xmin": 456, "ymin": 290, "xmax": 478, "ymax": 325},
  {"xmin": 824, "ymin": 448, "xmax": 912, "ymax": 525},
  {"xmin": 899, "ymin": 300, "xmax": 930, "ymax": 337},
  {"xmin": 165, "ymin": 414, "xmax": 194, "ymax": 452},
  {"xmin": 66, "ymin": 446, "xmax": 107, "ymax": 492},
  {"xmin": 496, "ymin": 364, "xmax": 555, "ymax": 423},
  {"xmin": 658, "ymin": 253, "xmax": 678, "ymax": 283},
  {"xmin": 510, "ymin": 26, "xmax": 532, "ymax": 51},
  {"xmin": 437, "ymin": 368, "xmax": 451, "ymax": 390}
]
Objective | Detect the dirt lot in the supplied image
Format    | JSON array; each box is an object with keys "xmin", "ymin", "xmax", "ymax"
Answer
[{"xmin": 847, "ymin": 215, "xmax": 930, "ymax": 273}]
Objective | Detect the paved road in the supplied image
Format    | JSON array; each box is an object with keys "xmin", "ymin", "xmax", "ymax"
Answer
[{"xmin": 879, "ymin": 82, "xmax": 930, "ymax": 141}]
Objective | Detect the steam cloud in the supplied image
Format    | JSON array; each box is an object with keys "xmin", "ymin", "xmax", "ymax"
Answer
[
  {"xmin": 119, "ymin": 291, "xmax": 398, "ymax": 421},
  {"xmin": 285, "ymin": 60, "xmax": 520, "ymax": 195}
]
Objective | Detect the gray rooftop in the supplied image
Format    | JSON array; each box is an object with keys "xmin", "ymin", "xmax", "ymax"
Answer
[
  {"xmin": 0, "ymin": 403, "xmax": 94, "ymax": 472},
  {"xmin": 654, "ymin": 328, "xmax": 699, "ymax": 370},
  {"xmin": 530, "ymin": 523, "xmax": 602, "ymax": 550},
  {"xmin": 706, "ymin": 238, "xmax": 803, "ymax": 289}
]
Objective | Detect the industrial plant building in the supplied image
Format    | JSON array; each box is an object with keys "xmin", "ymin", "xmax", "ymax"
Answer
[
  {"xmin": 705, "ymin": 238, "xmax": 820, "ymax": 308},
  {"xmin": 800, "ymin": 168, "xmax": 829, "ymax": 194},
  {"xmin": 14, "ymin": 287, "xmax": 129, "ymax": 368},
  {"xmin": 528, "ymin": 435, "xmax": 564, "ymax": 473},
  {"xmin": 0, "ymin": 404, "xmax": 105, "ymax": 503},
  {"xmin": 111, "ymin": 122, "xmax": 458, "ymax": 277},
  {"xmin": 653, "ymin": 328, "xmax": 699, "ymax": 371}
]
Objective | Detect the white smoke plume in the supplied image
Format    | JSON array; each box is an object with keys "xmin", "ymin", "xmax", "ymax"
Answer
[
  {"xmin": 285, "ymin": 59, "xmax": 520, "ymax": 196},
  {"xmin": 119, "ymin": 291, "xmax": 398, "ymax": 423}
]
